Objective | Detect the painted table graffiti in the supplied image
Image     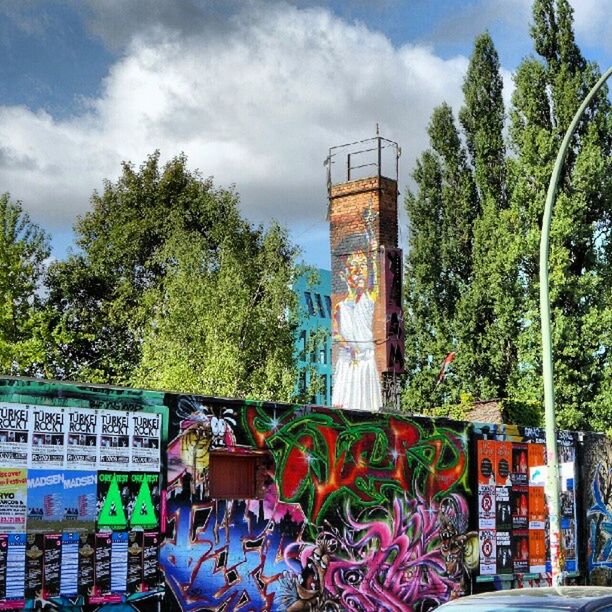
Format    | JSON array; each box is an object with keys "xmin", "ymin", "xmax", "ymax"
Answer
[{"xmin": 161, "ymin": 398, "xmax": 477, "ymax": 611}]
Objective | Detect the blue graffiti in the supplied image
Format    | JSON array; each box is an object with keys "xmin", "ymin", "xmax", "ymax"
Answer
[{"xmin": 588, "ymin": 465, "xmax": 612, "ymax": 568}]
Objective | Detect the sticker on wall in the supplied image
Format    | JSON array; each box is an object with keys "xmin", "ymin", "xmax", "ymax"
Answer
[
  {"xmin": 30, "ymin": 406, "xmax": 66, "ymax": 469},
  {"xmin": 66, "ymin": 408, "xmax": 98, "ymax": 470},
  {"xmin": 0, "ymin": 404, "xmax": 30, "ymax": 468},
  {"xmin": 479, "ymin": 529, "xmax": 496, "ymax": 575},
  {"xmin": 26, "ymin": 470, "xmax": 64, "ymax": 533},
  {"xmin": 98, "ymin": 411, "xmax": 130, "ymax": 470},
  {"xmin": 0, "ymin": 468, "xmax": 26, "ymax": 533},
  {"xmin": 129, "ymin": 413, "xmax": 161, "ymax": 472},
  {"xmin": 97, "ymin": 472, "xmax": 129, "ymax": 531},
  {"xmin": 63, "ymin": 470, "xmax": 97, "ymax": 531}
]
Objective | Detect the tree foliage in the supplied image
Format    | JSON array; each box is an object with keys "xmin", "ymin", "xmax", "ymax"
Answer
[
  {"xmin": 45, "ymin": 153, "xmax": 300, "ymax": 401},
  {"xmin": 403, "ymin": 2, "xmax": 612, "ymax": 431},
  {"xmin": 0, "ymin": 194, "xmax": 50, "ymax": 375}
]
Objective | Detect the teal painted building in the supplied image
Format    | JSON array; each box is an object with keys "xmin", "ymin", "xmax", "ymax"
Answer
[{"xmin": 293, "ymin": 268, "xmax": 332, "ymax": 405}]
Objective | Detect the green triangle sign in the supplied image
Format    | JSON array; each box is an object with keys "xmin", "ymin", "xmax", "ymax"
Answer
[
  {"xmin": 98, "ymin": 476, "xmax": 127, "ymax": 529},
  {"xmin": 130, "ymin": 479, "xmax": 157, "ymax": 529}
]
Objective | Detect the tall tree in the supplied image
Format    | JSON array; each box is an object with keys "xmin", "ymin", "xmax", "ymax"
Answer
[
  {"xmin": 506, "ymin": 0, "xmax": 612, "ymax": 430},
  {"xmin": 0, "ymin": 194, "xmax": 50, "ymax": 375},
  {"xmin": 402, "ymin": 105, "xmax": 477, "ymax": 410},
  {"xmin": 45, "ymin": 153, "xmax": 301, "ymax": 400}
]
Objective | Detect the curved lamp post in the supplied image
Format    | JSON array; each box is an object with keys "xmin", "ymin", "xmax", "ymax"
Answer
[{"xmin": 540, "ymin": 65, "xmax": 612, "ymax": 586}]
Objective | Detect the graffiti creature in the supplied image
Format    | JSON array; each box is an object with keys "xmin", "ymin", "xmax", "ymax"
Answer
[
  {"xmin": 281, "ymin": 495, "xmax": 476, "ymax": 612},
  {"xmin": 172, "ymin": 398, "xmax": 237, "ymax": 500},
  {"xmin": 588, "ymin": 463, "xmax": 612, "ymax": 566}
]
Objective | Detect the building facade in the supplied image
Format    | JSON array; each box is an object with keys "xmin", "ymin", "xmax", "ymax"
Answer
[{"xmin": 293, "ymin": 268, "xmax": 332, "ymax": 405}]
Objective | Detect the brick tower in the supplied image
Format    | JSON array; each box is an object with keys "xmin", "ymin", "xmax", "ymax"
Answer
[{"xmin": 326, "ymin": 135, "xmax": 404, "ymax": 412}]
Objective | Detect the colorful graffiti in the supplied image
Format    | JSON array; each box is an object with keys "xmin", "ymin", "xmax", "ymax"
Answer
[
  {"xmin": 584, "ymin": 433, "xmax": 612, "ymax": 585},
  {"xmin": 162, "ymin": 398, "xmax": 475, "ymax": 611}
]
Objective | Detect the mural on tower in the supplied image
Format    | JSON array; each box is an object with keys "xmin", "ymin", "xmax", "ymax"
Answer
[
  {"xmin": 161, "ymin": 397, "xmax": 477, "ymax": 611},
  {"xmin": 331, "ymin": 203, "xmax": 382, "ymax": 412}
]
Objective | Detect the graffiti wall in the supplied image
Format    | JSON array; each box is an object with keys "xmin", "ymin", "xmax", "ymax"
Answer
[
  {"xmin": 161, "ymin": 397, "xmax": 476, "ymax": 611},
  {"xmin": 0, "ymin": 378, "xmax": 167, "ymax": 611},
  {"xmin": 583, "ymin": 432, "xmax": 612, "ymax": 585}
]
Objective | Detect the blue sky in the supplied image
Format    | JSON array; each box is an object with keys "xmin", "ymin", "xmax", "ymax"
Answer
[{"xmin": 0, "ymin": 0, "xmax": 610, "ymax": 268}]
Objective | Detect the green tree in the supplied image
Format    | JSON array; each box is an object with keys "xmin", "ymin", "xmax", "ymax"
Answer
[
  {"xmin": 403, "ymin": 104, "xmax": 477, "ymax": 410},
  {"xmin": 45, "ymin": 152, "xmax": 301, "ymax": 400},
  {"xmin": 506, "ymin": 0, "xmax": 612, "ymax": 430},
  {"xmin": 0, "ymin": 194, "xmax": 50, "ymax": 375}
]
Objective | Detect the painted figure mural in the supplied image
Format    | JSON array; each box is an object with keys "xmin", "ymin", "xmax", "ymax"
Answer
[
  {"xmin": 162, "ymin": 398, "xmax": 476, "ymax": 611},
  {"xmin": 331, "ymin": 205, "xmax": 383, "ymax": 412}
]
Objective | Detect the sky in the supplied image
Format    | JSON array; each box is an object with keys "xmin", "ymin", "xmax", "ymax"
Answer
[{"xmin": 0, "ymin": 0, "xmax": 610, "ymax": 269}]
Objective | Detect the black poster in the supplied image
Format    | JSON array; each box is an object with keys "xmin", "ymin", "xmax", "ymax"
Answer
[
  {"xmin": 42, "ymin": 533, "xmax": 61, "ymax": 599},
  {"xmin": 511, "ymin": 486, "xmax": 529, "ymax": 530},
  {"xmin": 143, "ymin": 531, "xmax": 159, "ymax": 590},
  {"xmin": 496, "ymin": 531, "xmax": 512, "ymax": 574},
  {"xmin": 495, "ymin": 486, "xmax": 512, "ymax": 530},
  {"xmin": 78, "ymin": 533, "xmax": 95, "ymax": 598},
  {"xmin": 92, "ymin": 533, "xmax": 112, "ymax": 602},
  {"xmin": 25, "ymin": 533, "xmax": 44, "ymax": 600},
  {"xmin": 127, "ymin": 531, "xmax": 143, "ymax": 594},
  {"xmin": 513, "ymin": 530, "xmax": 529, "ymax": 573},
  {"xmin": 0, "ymin": 534, "xmax": 7, "ymax": 598}
]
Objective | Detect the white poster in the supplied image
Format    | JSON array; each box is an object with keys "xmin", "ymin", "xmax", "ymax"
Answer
[
  {"xmin": 478, "ymin": 484, "xmax": 496, "ymax": 529},
  {"xmin": 479, "ymin": 529, "xmax": 497, "ymax": 575},
  {"xmin": 129, "ymin": 413, "xmax": 161, "ymax": 472},
  {"xmin": 98, "ymin": 410, "xmax": 130, "ymax": 469},
  {"xmin": 30, "ymin": 406, "xmax": 66, "ymax": 469},
  {"xmin": 66, "ymin": 408, "xmax": 98, "ymax": 471},
  {"xmin": 0, "ymin": 403, "xmax": 30, "ymax": 468}
]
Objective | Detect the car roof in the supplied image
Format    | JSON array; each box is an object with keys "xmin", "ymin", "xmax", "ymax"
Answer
[{"xmin": 443, "ymin": 587, "xmax": 612, "ymax": 609}]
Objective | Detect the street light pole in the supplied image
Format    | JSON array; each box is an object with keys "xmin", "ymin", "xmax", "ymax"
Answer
[{"xmin": 540, "ymin": 65, "xmax": 612, "ymax": 586}]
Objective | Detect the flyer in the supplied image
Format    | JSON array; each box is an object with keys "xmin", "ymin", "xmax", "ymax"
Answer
[
  {"xmin": 0, "ymin": 403, "xmax": 30, "ymax": 468},
  {"xmin": 477, "ymin": 440, "xmax": 496, "ymax": 485},
  {"xmin": 479, "ymin": 529, "xmax": 496, "ymax": 575},
  {"xmin": 27, "ymin": 469, "xmax": 64, "ymax": 533},
  {"xmin": 513, "ymin": 530, "xmax": 529, "ymax": 573},
  {"xmin": 0, "ymin": 468, "xmax": 27, "ymax": 533},
  {"xmin": 99, "ymin": 411, "xmax": 130, "ymax": 470},
  {"xmin": 529, "ymin": 529, "xmax": 547, "ymax": 573},
  {"xmin": 60, "ymin": 532, "xmax": 79, "ymax": 596},
  {"xmin": 511, "ymin": 485, "xmax": 529, "ymax": 530},
  {"xmin": 496, "ymin": 531, "xmax": 512, "ymax": 575},
  {"xmin": 78, "ymin": 533, "xmax": 95, "ymax": 598},
  {"xmin": 478, "ymin": 485, "xmax": 496, "ymax": 530},
  {"xmin": 511, "ymin": 443, "xmax": 528, "ymax": 486},
  {"xmin": 129, "ymin": 413, "xmax": 161, "ymax": 472},
  {"xmin": 4, "ymin": 533, "xmax": 25, "ymax": 606},
  {"xmin": 528, "ymin": 444, "xmax": 546, "ymax": 474},
  {"xmin": 127, "ymin": 531, "xmax": 144, "ymax": 594},
  {"xmin": 129, "ymin": 473, "xmax": 160, "ymax": 530},
  {"xmin": 42, "ymin": 533, "xmax": 61, "ymax": 599},
  {"xmin": 91, "ymin": 532, "xmax": 115, "ymax": 604},
  {"xmin": 529, "ymin": 486, "xmax": 546, "ymax": 529},
  {"xmin": 97, "ymin": 472, "xmax": 130, "ymax": 531},
  {"xmin": 495, "ymin": 442, "xmax": 512, "ymax": 486},
  {"xmin": 31, "ymin": 406, "xmax": 66, "ymax": 469},
  {"xmin": 111, "ymin": 532, "xmax": 128, "ymax": 594},
  {"xmin": 25, "ymin": 533, "xmax": 43, "ymax": 600},
  {"xmin": 63, "ymin": 470, "xmax": 97, "ymax": 531},
  {"xmin": 143, "ymin": 532, "xmax": 159, "ymax": 591},
  {"xmin": 66, "ymin": 408, "xmax": 98, "ymax": 471}
]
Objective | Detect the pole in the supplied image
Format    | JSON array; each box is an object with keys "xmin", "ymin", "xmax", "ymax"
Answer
[{"xmin": 540, "ymin": 65, "xmax": 612, "ymax": 586}]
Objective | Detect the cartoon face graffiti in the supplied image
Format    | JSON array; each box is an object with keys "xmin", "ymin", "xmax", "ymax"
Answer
[{"xmin": 343, "ymin": 251, "xmax": 369, "ymax": 293}]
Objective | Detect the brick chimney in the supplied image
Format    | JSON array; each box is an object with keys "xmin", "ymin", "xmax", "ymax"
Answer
[{"xmin": 326, "ymin": 136, "xmax": 404, "ymax": 412}]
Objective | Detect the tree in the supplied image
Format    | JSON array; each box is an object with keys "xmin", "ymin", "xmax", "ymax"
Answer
[
  {"xmin": 402, "ymin": 104, "xmax": 477, "ymax": 410},
  {"xmin": 0, "ymin": 194, "xmax": 50, "ymax": 375},
  {"xmin": 45, "ymin": 153, "xmax": 301, "ymax": 400}
]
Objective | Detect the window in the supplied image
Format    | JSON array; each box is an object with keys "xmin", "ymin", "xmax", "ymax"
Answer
[
  {"xmin": 209, "ymin": 453, "xmax": 257, "ymax": 499},
  {"xmin": 324, "ymin": 295, "xmax": 332, "ymax": 318},
  {"xmin": 315, "ymin": 293, "xmax": 326, "ymax": 318},
  {"xmin": 319, "ymin": 348, "xmax": 326, "ymax": 364},
  {"xmin": 298, "ymin": 330, "xmax": 306, "ymax": 357},
  {"xmin": 304, "ymin": 292, "xmax": 315, "ymax": 315}
]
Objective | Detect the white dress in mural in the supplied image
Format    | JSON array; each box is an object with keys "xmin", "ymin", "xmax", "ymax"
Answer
[{"xmin": 332, "ymin": 291, "xmax": 382, "ymax": 412}]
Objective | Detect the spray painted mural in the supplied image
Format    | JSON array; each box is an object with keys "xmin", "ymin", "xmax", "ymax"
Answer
[
  {"xmin": 583, "ymin": 432, "xmax": 612, "ymax": 585},
  {"xmin": 161, "ymin": 397, "xmax": 476, "ymax": 611},
  {"xmin": 331, "ymin": 204, "xmax": 382, "ymax": 412}
]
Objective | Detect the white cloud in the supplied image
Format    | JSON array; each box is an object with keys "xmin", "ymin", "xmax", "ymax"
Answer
[
  {"xmin": 570, "ymin": 0, "xmax": 612, "ymax": 52},
  {"xmin": 0, "ymin": 2, "xmax": 471, "ymax": 263}
]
